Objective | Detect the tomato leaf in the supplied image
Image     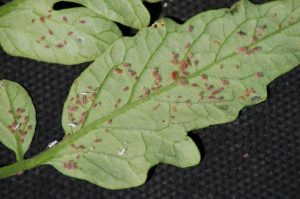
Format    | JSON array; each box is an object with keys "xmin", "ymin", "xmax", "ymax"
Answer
[
  {"xmin": 49, "ymin": 0, "xmax": 300, "ymax": 189},
  {"xmin": 0, "ymin": 80, "xmax": 36, "ymax": 161},
  {"xmin": 0, "ymin": 0, "xmax": 122, "ymax": 65},
  {"xmin": 64, "ymin": 0, "xmax": 160, "ymax": 29}
]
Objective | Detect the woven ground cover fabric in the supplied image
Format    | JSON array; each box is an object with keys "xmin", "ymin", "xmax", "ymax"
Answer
[{"xmin": 0, "ymin": 0, "xmax": 300, "ymax": 198}]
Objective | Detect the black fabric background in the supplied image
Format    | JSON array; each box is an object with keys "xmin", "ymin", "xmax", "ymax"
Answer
[{"xmin": 0, "ymin": 0, "xmax": 300, "ymax": 198}]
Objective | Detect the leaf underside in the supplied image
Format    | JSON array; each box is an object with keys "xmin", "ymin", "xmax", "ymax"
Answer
[
  {"xmin": 0, "ymin": 0, "xmax": 122, "ymax": 65},
  {"xmin": 65, "ymin": 0, "xmax": 158, "ymax": 29},
  {"xmin": 46, "ymin": 0, "xmax": 300, "ymax": 189},
  {"xmin": 0, "ymin": 80, "xmax": 36, "ymax": 161}
]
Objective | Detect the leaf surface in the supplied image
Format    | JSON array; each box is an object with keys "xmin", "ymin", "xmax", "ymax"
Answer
[
  {"xmin": 49, "ymin": 0, "xmax": 300, "ymax": 189},
  {"xmin": 0, "ymin": 80, "xmax": 36, "ymax": 161},
  {"xmin": 0, "ymin": 0, "xmax": 122, "ymax": 65},
  {"xmin": 65, "ymin": 0, "xmax": 160, "ymax": 29}
]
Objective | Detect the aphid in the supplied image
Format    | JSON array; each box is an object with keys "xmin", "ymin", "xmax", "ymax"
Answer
[
  {"xmin": 201, "ymin": 74, "xmax": 208, "ymax": 80},
  {"xmin": 151, "ymin": 84, "xmax": 161, "ymax": 92},
  {"xmin": 121, "ymin": 63, "xmax": 131, "ymax": 67},
  {"xmin": 108, "ymin": 119, "xmax": 113, "ymax": 125},
  {"xmin": 152, "ymin": 67, "xmax": 158, "ymax": 77},
  {"xmin": 81, "ymin": 95, "xmax": 87, "ymax": 104},
  {"xmin": 64, "ymin": 160, "xmax": 78, "ymax": 170},
  {"xmin": 47, "ymin": 140, "xmax": 58, "ymax": 148},
  {"xmin": 185, "ymin": 100, "xmax": 192, "ymax": 107},
  {"xmin": 251, "ymin": 46, "xmax": 262, "ymax": 53},
  {"xmin": 56, "ymin": 43, "xmax": 64, "ymax": 48},
  {"xmin": 24, "ymin": 116, "xmax": 29, "ymax": 124},
  {"xmin": 171, "ymin": 52, "xmax": 179, "ymax": 65},
  {"xmin": 171, "ymin": 71, "xmax": 178, "ymax": 80},
  {"xmin": 182, "ymin": 71, "xmax": 189, "ymax": 76},
  {"xmin": 185, "ymin": 43, "xmax": 191, "ymax": 49},
  {"xmin": 68, "ymin": 31, "xmax": 74, "ymax": 36},
  {"xmin": 79, "ymin": 20, "xmax": 86, "ymax": 24},
  {"xmin": 117, "ymin": 98, "xmax": 122, "ymax": 104},
  {"xmin": 172, "ymin": 105, "xmax": 177, "ymax": 113},
  {"xmin": 188, "ymin": 25, "xmax": 194, "ymax": 32},
  {"xmin": 31, "ymin": 19, "xmax": 35, "ymax": 23},
  {"xmin": 40, "ymin": 36, "xmax": 46, "ymax": 41},
  {"xmin": 68, "ymin": 106, "xmax": 78, "ymax": 112},
  {"xmin": 251, "ymin": 96, "xmax": 262, "ymax": 102},
  {"xmin": 178, "ymin": 77, "xmax": 188, "ymax": 86},
  {"xmin": 40, "ymin": 16, "xmax": 45, "ymax": 23},
  {"xmin": 155, "ymin": 74, "xmax": 162, "ymax": 83},
  {"xmin": 144, "ymin": 88, "xmax": 150, "ymax": 97},
  {"xmin": 252, "ymin": 36, "xmax": 258, "ymax": 43},
  {"xmin": 179, "ymin": 60, "xmax": 189, "ymax": 71},
  {"xmin": 114, "ymin": 68, "xmax": 123, "ymax": 74},
  {"xmin": 237, "ymin": 47, "xmax": 249, "ymax": 54},
  {"xmin": 94, "ymin": 138, "xmax": 101, "ymax": 143},
  {"xmin": 63, "ymin": 16, "xmax": 68, "ymax": 22},
  {"xmin": 191, "ymin": 83, "xmax": 199, "ymax": 87},
  {"xmin": 237, "ymin": 31, "xmax": 247, "ymax": 36},
  {"xmin": 213, "ymin": 40, "xmax": 222, "ymax": 46},
  {"xmin": 206, "ymin": 84, "xmax": 214, "ymax": 91},
  {"xmin": 48, "ymin": 29, "xmax": 54, "ymax": 35},
  {"xmin": 187, "ymin": 52, "xmax": 194, "ymax": 59},
  {"xmin": 123, "ymin": 86, "xmax": 129, "ymax": 92},
  {"xmin": 153, "ymin": 104, "xmax": 161, "ymax": 111},
  {"xmin": 256, "ymin": 72, "xmax": 264, "ymax": 78},
  {"xmin": 17, "ymin": 108, "xmax": 25, "ymax": 113},
  {"xmin": 221, "ymin": 79, "xmax": 229, "ymax": 86}
]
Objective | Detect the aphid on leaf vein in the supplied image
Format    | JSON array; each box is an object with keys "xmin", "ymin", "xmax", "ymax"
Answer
[
  {"xmin": 237, "ymin": 31, "xmax": 247, "ymax": 36},
  {"xmin": 144, "ymin": 88, "xmax": 150, "ymax": 97},
  {"xmin": 201, "ymin": 74, "xmax": 208, "ymax": 80},
  {"xmin": 178, "ymin": 77, "xmax": 188, "ymax": 86},
  {"xmin": 152, "ymin": 67, "xmax": 158, "ymax": 77}
]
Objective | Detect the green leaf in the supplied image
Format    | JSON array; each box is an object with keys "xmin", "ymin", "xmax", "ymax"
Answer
[
  {"xmin": 0, "ymin": 0, "xmax": 122, "ymax": 65},
  {"xmin": 49, "ymin": 0, "xmax": 299, "ymax": 189},
  {"xmin": 0, "ymin": 80, "xmax": 36, "ymax": 161},
  {"xmin": 64, "ymin": 0, "xmax": 159, "ymax": 29}
]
